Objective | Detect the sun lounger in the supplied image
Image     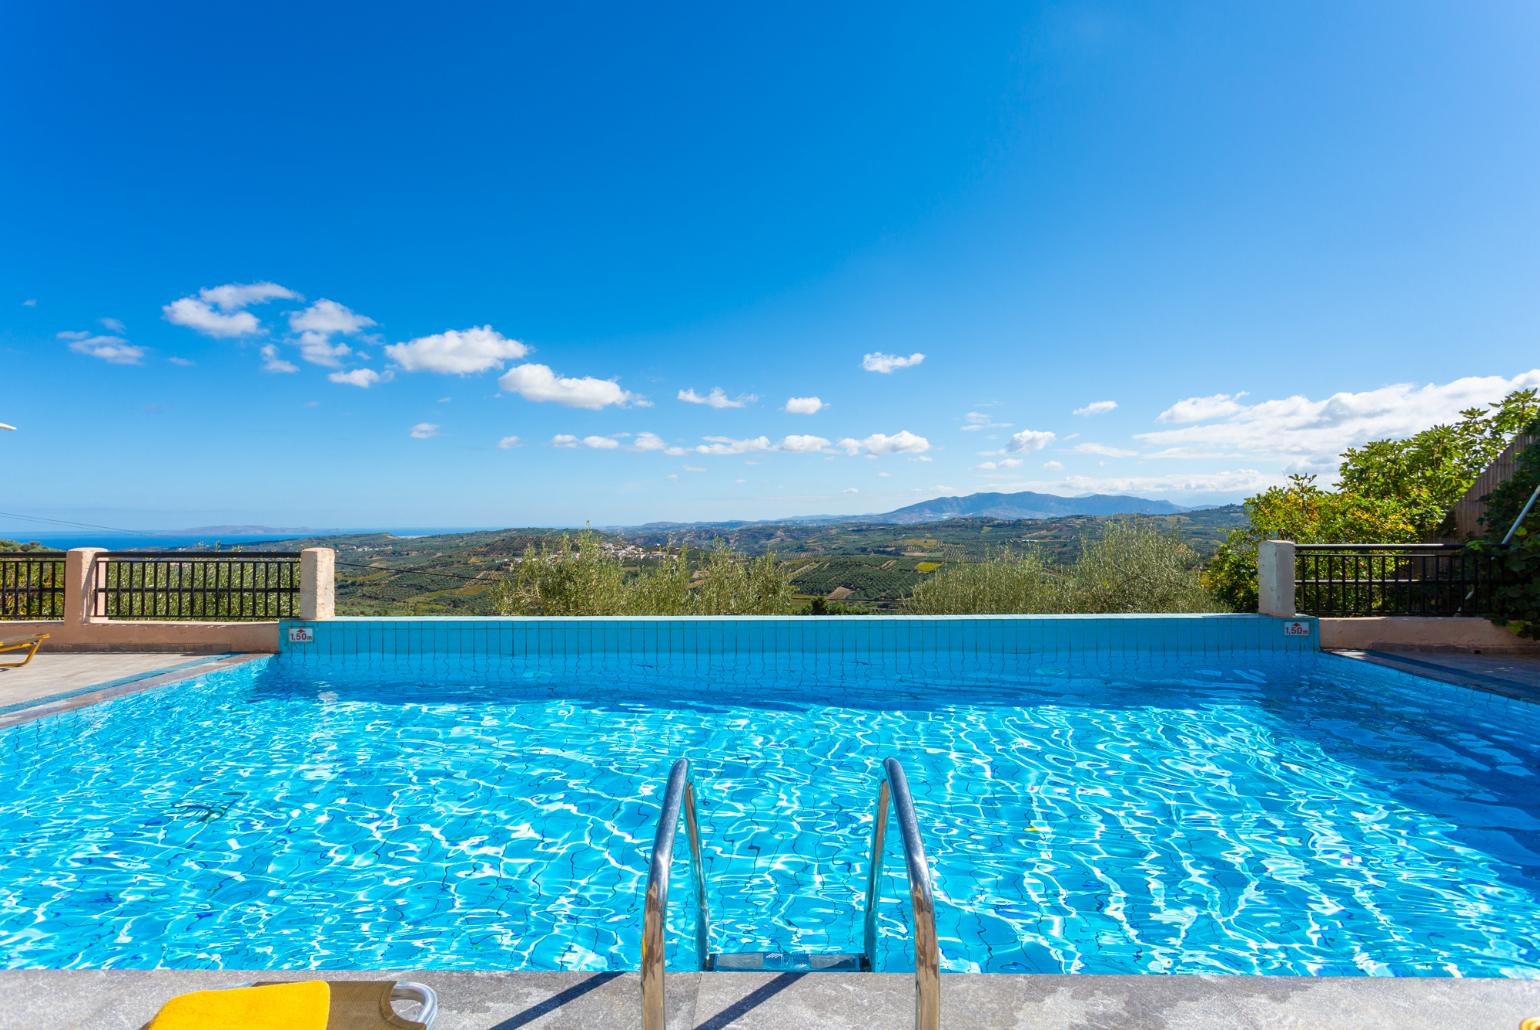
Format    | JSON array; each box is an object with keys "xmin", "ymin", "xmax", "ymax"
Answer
[
  {"xmin": 0, "ymin": 632, "xmax": 47, "ymax": 669},
  {"xmin": 144, "ymin": 979, "xmax": 437, "ymax": 1030}
]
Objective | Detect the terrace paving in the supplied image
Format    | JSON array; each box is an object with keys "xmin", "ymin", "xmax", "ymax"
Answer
[
  {"xmin": 1334, "ymin": 646, "xmax": 1540, "ymax": 704},
  {"xmin": 1, "ymin": 969, "xmax": 1536, "ymax": 1028},
  {"xmin": 0, "ymin": 651, "xmax": 260, "ymax": 728}
]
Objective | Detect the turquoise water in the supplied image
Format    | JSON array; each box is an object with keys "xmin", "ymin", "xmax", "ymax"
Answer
[{"xmin": 0, "ymin": 651, "xmax": 1536, "ymax": 976}]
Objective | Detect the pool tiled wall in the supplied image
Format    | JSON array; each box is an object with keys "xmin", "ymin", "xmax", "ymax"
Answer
[{"xmin": 278, "ymin": 614, "xmax": 1319, "ymax": 660}]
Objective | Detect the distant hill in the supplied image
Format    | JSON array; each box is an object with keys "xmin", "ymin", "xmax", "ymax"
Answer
[
  {"xmin": 628, "ymin": 489, "xmax": 1200, "ymax": 532},
  {"xmin": 252, "ymin": 506, "xmax": 1247, "ymax": 615},
  {"xmin": 871, "ymin": 490, "xmax": 1189, "ymax": 524}
]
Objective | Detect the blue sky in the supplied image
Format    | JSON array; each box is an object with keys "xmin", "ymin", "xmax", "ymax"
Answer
[{"xmin": 3, "ymin": 2, "xmax": 1539, "ymax": 531}]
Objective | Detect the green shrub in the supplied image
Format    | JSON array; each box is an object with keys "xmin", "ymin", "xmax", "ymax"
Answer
[
  {"xmin": 902, "ymin": 549, "xmax": 1066, "ymax": 614},
  {"xmin": 1068, "ymin": 520, "xmax": 1221, "ymax": 613},
  {"xmin": 491, "ymin": 530, "xmax": 796, "ymax": 616},
  {"xmin": 905, "ymin": 520, "xmax": 1217, "ymax": 614}
]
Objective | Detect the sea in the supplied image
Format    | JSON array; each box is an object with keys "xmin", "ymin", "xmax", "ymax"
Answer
[{"xmin": 0, "ymin": 529, "xmax": 486, "ymax": 551}]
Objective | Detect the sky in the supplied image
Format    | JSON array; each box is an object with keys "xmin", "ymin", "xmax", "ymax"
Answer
[{"xmin": 3, "ymin": 2, "xmax": 1539, "ymax": 531}]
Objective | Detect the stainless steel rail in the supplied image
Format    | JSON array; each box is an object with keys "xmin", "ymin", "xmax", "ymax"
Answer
[
  {"xmin": 640, "ymin": 757, "xmax": 711, "ymax": 1030},
  {"xmin": 863, "ymin": 757, "xmax": 941, "ymax": 1030}
]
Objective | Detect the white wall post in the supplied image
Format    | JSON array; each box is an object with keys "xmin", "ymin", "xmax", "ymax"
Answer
[
  {"xmin": 1257, "ymin": 539, "xmax": 1296, "ymax": 617},
  {"xmin": 65, "ymin": 547, "xmax": 107, "ymax": 626},
  {"xmin": 300, "ymin": 547, "xmax": 335, "ymax": 621}
]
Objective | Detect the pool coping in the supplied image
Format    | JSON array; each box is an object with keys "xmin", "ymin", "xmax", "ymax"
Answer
[
  {"xmin": 0, "ymin": 653, "xmax": 267, "ymax": 730},
  {"xmin": 4, "ymin": 968, "xmax": 1536, "ymax": 1029}
]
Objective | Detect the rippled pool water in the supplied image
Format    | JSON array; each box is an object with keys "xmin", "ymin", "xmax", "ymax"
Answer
[{"xmin": 0, "ymin": 650, "xmax": 1536, "ymax": 976}]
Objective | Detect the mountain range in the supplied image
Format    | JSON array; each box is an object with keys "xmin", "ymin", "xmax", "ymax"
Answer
[{"xmin": 629, "ymin": 489, "xmax": 1197, "ymax": 530}]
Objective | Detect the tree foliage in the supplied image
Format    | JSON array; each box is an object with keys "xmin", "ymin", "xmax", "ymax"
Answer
[
  {"xmin": 491, "ymin": 530, "xmax": 796, "ymax": 616},
  {"xmin": 1204, "ymin": 389, "xmax": 1540, "ymax": 610},
  {"xmin": 905, "ymin": 520, "xmax": 1217, "ymax": 614}
]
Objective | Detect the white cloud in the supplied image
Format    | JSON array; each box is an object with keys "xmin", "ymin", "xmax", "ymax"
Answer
[
  {"xmin": 168, "ymin": 356, "xmax": 195, "ymax": 367},
  {"xmin": 843, "ymin": 487, "xmax": 860, "ymax": 494},
  {"xmin": 163, "ymin": 282, "xmax": 298, "ymax": 338},
  {"xmin": 682, "ymin": 464, "xmax": 707, "ymax": 473},
  {"xmin": 1043, "ymin": 460, "xmax": 1065, "ymax": 471},
  {"xmin": 62, "ymin": 333, "xmax": 143, "ymax": 365},
  {"xmin": 499, "ymin": 363, "xmax": 635, "ymax": 409},
  {"xmin": 691, "ymin": 435, "xmax": 772, "ymax": 455},
  {"xmin": 632, "ymin": 432, "xmax": 668, "ymax": 452},
  {"xmin": 163, "ymin": 298, "xmax": 261, "ymax": 338},
  {"xmin": 1156, "ymin": 391, "xmax": 1248, "ymax": 423},
  {"xmin": 497, "ymin": 435, "xmax": 521, "ymax": 449},
  {"xmin": 838, "ymin": 430, "xmax": 931, "ymax": 456},
  {"xmin": 21, "ymin": 298, "xmax": 36, "ymax": 307},
  {"xmin": 977, "ymin": 457, "xmax": 1024, "ymax": 471},
  {"xmin": 100, "ymin": 316, "xmax": 126, "ymax": 333},
  {"xmin": 386, "ymin": 325, "xmax": 529, "ymax": 374},
  {"xmin": 1074, "ymin": 400, "xmax": 1118, "ymax": 416},
  {"xmin": 409, "ymin": 422, "xmax": 440, "ymax": 439},
  {"xmin": 862, "ymin": 351, "xmax": 925, "ymax": 374},
  {"xmin": 976, "ymin": 468, "xmax": 1275, "ymax": 498},
  {"xmin": 1006, "ymin": 429, "xmax": 1056, "ymax": 452},
  {"xmin": 961, "ymin": 411, "xmax": 1011, "ymax": 432},
  {"xmin": 785, "ymin": 396, "xmax": 824, "ymax": 415},
  {"xmin": 290, "ymin": 299, "xmax": 374, "ymax": 337},
  {"xmin": 283, "ymin": 300, "xmax": 376, "ymax": 367},
  {"xmin": 552, "ymin": 434, "xmax": 621, "ymax": 449},
  {"xmin": 260, "ymin": 344, "xmax": 298, "ymax": 374},
  {"xmin": 200, "ymin": 282, "xmax": 299, "ymax": 311},
  {"xmin": 1139, "ymin": 371, "xmax": 1540, "ymax": 472},
  {"xmin": 780, "ymin": 434, "xmax": 832, "ymax": 453},
  {"xmin": 1060, "ymin": 469, "xmax": 1275, "ymax": 495},
  {"xmin": 328, "ymin": 368, "xmax": 387, "ymax": 388},
  {"xmin": 296, "ymin": 332, "xmax": 352, "ymax": 367},
  {"xmin": 1074, "ymin": 442, "xmax": 1137, "ymax": 457},
  {"xmin": 679, "ymin": 386, "xmax": 756, "ymax": 409}
]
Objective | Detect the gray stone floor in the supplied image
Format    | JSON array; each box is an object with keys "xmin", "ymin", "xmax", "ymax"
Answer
[
  {"xmin": 0, "ymin": 652, "xmax": 204, "ymax": 710},
  {"xmin": 1334, "ymin": 646, "xmax": 1540, "ymax": 703},
  {"xmin": 0, "ymin": 653, "xmax": 261, "ymax": 729},
  {"xmin": 1, "ymin": 969, "xmax": 1536, "ymax": 1029}
]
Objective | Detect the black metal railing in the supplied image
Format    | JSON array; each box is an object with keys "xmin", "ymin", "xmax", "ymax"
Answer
[
  {"xmin": 1295, "ymin": 543, "xmax": 1503, "ymax": 617},
  {"xmin": 0, "ymin": 553, "xmax": 66, "ymax": 620},
  {"xmin": 93, "ymin": 552, "xmax": 301, "ymax": 621}
]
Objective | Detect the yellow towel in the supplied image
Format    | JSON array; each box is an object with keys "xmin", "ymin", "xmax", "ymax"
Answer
[{"xmin": 148, "ymin": 980, "xmax": 330, "ymax": 1030}]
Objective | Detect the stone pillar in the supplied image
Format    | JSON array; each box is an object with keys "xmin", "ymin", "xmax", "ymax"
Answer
[
  {"xmin": 300, "ymin": 547, "xmax": 335, "ymax": 620},
  {"xmin": 65, "ymin": 547, "xmax": 107, "ymax": 625},
  {"xmin": 1257, "ymin": 539, "xmax": 1296, "ymax": 617}
]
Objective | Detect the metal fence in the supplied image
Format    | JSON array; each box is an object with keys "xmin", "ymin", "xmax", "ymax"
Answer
[
  {"xmin": 0, "ymin": 553, "xmax": 66, "ymax": 620},
  {"xmin": 1294, "ymin": 543, "xmax": 1503, "ymax": 617},
  {"xmin": 92, "ymin": 552, "xmax": 301, "ymax": 621}
]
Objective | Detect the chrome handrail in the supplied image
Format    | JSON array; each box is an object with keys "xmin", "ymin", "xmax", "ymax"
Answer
[
  {"xmin": 641, "ymin": 757, "xmax": 711, "ymax": 1030},
  {"xmin": 863, "ymin": 757, "xmax": 940, "ymax": 1030}
]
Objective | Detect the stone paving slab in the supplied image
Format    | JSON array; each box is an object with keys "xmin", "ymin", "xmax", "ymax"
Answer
[
  {"xmin": 1, "ymin": 969, "xmax": 1536, "ymax": 1029},
  {"xmin": 1335, "ymin": 646, "xmax": 1540, "ymax": 704},
  {"xmin": 0, "ymin": 653, "xmax": 262, "ymax": 729},
  {"xmin": 0, "ymin": 652, "xmax": 208, "ymax": 710}
]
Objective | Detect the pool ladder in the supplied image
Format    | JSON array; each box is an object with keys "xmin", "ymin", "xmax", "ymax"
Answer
[{"xmin": 640, "ymin": 756, "xmax": 940, "ymax": 1030}]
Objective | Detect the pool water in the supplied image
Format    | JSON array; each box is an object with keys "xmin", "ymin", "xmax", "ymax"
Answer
[{"xmin": 0, "ymin": 650, "xmax": 1536, "ymax": 976}]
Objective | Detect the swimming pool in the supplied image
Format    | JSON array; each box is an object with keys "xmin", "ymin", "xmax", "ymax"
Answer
[{"xmin": 0, "ymin": 617, "xmax": 1536, "ymax": 977}]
